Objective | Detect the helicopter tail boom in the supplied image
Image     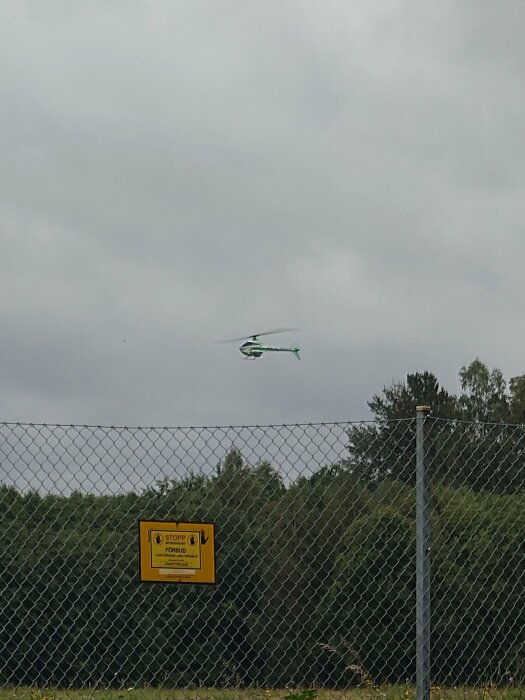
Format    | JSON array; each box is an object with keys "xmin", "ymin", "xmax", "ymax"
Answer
[{"xmin": 255, "ymin": 345, "xmax": 300, "ymax": 359}]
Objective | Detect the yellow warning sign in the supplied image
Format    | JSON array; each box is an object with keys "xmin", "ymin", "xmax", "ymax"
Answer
[
  {"xmin": 139, "ymin": 520, "xmax": 215, "ymax": 585},
  {"xmin": 150, "ymin": 530, "xmax": 201, "ymax": 570}
]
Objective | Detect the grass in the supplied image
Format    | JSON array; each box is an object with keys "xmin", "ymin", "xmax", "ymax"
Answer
[{"xmin": 0, "ymin": 687, "xmax": 523, "ymax": 700}]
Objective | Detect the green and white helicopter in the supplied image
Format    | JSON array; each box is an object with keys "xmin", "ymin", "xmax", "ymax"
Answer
[{"xmin": 217, "ymin": 328, "xmax": 300, "ymax": 360}]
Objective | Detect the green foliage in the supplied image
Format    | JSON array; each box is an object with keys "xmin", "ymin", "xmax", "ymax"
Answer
[
  {"xmin": 2, "ymin": 356, "xmax": 525, "ymax": 692},
  {"xmin": 347, "ymin": 360, "xmax": 525, "ymax": 492},
  {"xmin": 431, "ymin": 487, "xmax": 525, "ymax": 685},
  {"xmin": 346, "ymin": 371, "xmax": 456, "ymax": 484},
  {"xmin": 318, "ymin": 512, "xmax": 416, "ymax": 683},
  {"xmin": 458, "ymin": 360, "xmax": 508, "ymax": 423}
]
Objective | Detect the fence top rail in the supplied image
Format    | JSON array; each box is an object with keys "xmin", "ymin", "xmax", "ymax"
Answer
[
  {"xmin": 430, "ymin": 416, "xmax": 525, "ymax": 429},
  {"xmin": 0, "ymin": 418, "xmax": 415, "ymax": 431},
  {"xmin": 3, "ymin": 415, "xmax": 525, "ymax": 430}
]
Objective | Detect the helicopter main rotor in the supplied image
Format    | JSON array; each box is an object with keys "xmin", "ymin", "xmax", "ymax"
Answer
[{"xmin": 215, "ymin": 327, "xmax": 299, "ymax": 343}]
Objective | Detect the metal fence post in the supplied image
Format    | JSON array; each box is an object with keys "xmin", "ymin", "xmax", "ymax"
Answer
[{"xmin": 416, "ymin": 405, "xmax": 431, "ymax": 700}]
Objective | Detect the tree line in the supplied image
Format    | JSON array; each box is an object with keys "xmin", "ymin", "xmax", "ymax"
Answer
[{"xmin": 0, "ymin": 360, "xmax": 523, "ymax": 689}]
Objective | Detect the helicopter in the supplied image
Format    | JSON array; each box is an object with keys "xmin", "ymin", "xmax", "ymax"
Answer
[{"xmin": 217, "ymin": 328, "xmax": 301, "ymax": 360}]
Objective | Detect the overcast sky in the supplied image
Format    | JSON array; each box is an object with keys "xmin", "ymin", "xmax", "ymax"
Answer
[{"xmin": 1, "ymin": 1, "xmax": 524, "ymax": 428}]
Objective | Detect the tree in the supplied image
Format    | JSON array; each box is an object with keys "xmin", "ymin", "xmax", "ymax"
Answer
[
  {"xmin": 347, "ymin": 361, "xmax": 525, "ymax": 492},
  {"xmin": 440, "ymin": 360, "xmax": 525, "ymax": 492},
  {"xmin": 431, "ymin": 486, "xmax": 525, "ymax": 684},
  {"xmin": 367, "ymin": 371, "xmax": 457, "ymax": 422},
  {"xmin": 317, "ymin": 512, "xmax": 415, "ymax": 683},
  {"xmin": 458, "ymin": 359, "xmax": 509, "ymax": 423},
  {"xmin": 509, "ymin": 374, "xmax": 525, "ymax": 423},
  {"xmin": 346, "ymin": 371, "xmax": 455, "ymax": 484}
]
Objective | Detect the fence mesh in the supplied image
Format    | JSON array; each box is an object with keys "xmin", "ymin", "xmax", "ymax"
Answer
[{"xmin": 0, "ymin": 418, "xmax": 523, "ymax": 696}]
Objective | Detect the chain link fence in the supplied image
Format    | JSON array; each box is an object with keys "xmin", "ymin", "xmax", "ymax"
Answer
[{"xmin": 0, "ymin": 417, "xmax": 523, "ymax": 695}]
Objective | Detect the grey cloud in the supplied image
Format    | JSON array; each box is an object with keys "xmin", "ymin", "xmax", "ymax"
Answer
[{"xmin": 1, "ymin": 2, "xmax": 524, "ymax": 427}]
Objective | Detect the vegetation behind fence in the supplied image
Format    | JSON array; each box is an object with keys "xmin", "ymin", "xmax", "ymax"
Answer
[{"xmin": 0, "ymin": 414, "xmax": 523, "ymax": 691}]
